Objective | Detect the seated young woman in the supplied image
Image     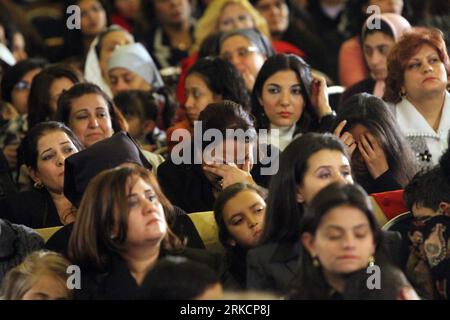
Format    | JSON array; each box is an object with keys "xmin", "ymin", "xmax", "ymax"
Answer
[
  {"xmin": 0, "ymin": 121, "xmax": 83, "ymax": 228},
  {"xmin": 288, "ymin": 183, "xmax": 396, "ymax": 299},
  {"xmin": 214, "ymin": 183, "xmax": 267, "ymax": 289}
]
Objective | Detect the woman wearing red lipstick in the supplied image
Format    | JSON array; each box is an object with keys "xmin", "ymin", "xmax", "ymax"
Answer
[
  {"xmin": 289, "ymin": 183, "xmax": 391, "ymax": 299},
  {"xmin": 68, "ymin": 166, "xmax": 220, "ymax": 299},
  {"xmin": 384, "ymin": 28, "xmax": 450, "ymax": 169},
  {"xmin": 0, "ymin": 122, "xmax": 83, "ymax": 228},
  {"xmin": 214, "ymin": 183, "xmax": 267, "ymax": 288},
  {"xmin": 251, "ymin": 54, "xmax": 336, "ymax": 151}
]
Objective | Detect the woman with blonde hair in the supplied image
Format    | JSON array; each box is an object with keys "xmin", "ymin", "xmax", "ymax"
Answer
[
  {"xmin": 194, "ymin": 0, "xmax": 270, "ymax": 51},
  {"xmin": 1, "ymin": 250, "xmax": 72, "ymax": 300}
]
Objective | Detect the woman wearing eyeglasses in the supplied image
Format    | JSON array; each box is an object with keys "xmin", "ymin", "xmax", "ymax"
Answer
[
  {"xmin": 0, "ymin": 58, "xmax": 47, "ymax": 170},
  {"xmin": 219, "ymin": 28, "xmax": 275, "ymax": 91}
]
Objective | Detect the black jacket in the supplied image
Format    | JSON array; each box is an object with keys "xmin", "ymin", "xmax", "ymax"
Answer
[
  {"xmin": 0, "ymin": 188, "xmax": 61, "ymax": 228},
  {"xmin": 73, "ymin": 248, "xmax": 224, "ymax": 300}
]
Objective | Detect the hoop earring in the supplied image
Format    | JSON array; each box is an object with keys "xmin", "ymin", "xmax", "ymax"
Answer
[
  {"xmin": 33, "ymin": 181, "xmax": 43, "ymax": 189},
  {"xmin": 400, "ymin": 88, "xmax": 407, "ymax": 98},
  {"xmin": 368, "ymin": 255, "xmax": 375, "ymax": 268},
  {"xmin": 312, "ymin": 256, "xmax": 320, "ymax": 268}
]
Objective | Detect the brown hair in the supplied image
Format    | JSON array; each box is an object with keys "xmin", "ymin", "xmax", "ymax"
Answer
[
  {"xmin": 56, "ymin": 82, "xmax": 128, "ymax": 135},
  {"xmin": 68, "ymin": 165, "xmax": 183, "ymax": 271},
  {"xmin": 384, "ymin": 27, "xmax": 450, "ymax": 104}
]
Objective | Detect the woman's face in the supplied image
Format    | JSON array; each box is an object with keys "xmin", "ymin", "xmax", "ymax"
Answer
[
  {"xmin": 11, "ymin": 68, "xmax": 42, "ymax": 115},
  {"xmin": 254, "ymin": 0, "xmax": 289, "ymax": 34},
  {"xmin": 68, "ymin": 93, "xmax": 114, "ymax": 147},
  {"xmin": 218, "ymin": 3, "xmax": 254, "ymax": 32},
  {"xmin": 49, "ymin": 77, "xmax": 76, "ymax": 112},
  {"xmin": 222, "ymin": 189, "xmax": 266, "ymax": 248},
  {"xmin": 402, "ymin": 44, "xmax": 448, "ymax": 100},
  {"xmin": 99, "ymin": 30, "xmax": 134, "ymax": 79},
  {"xmin": 153, "ymin": 0, "xmax": 191, "ymax": 26},
  {"xmin": 79, "ymin": 0, "xmax": 108, "ymax": 37},
  {"xmin": 108, "ymin": 67, "xmax": 151, "ymax": 96},
  {"xmin": 185, "ymin": 73, "xmax": 221, "ymax": 122},
  {"xmin": 220, "ymin": 35, "xmax": 266, "ymax": 83},
  {"xmin": 125, "ymin": 177, "xmax": 167, "ymax": 246},
  {"xmin": 297, "ymin": 149, "xmax": 353, "ymax": 204},
  {"xmin": 363, "ymin": 31, "xmax": 395, "ymax": 81},
  {"xmin": 260, "ymin": 69, "xmax": 305, "ymax": 127},
  {"xmin": 21, "ymin": 273, "xmax": 69, "ymax": 300},
  {"xmin": 30, "ymin": 130, "xmax": 79, "ymax": 193},
  {"xmin": 114, "ymin": 0, "xmax": 141, "ymax": 19},
  {"xmin": 302, "ymin": 205, "xmax": 375, "ymax": 276}
]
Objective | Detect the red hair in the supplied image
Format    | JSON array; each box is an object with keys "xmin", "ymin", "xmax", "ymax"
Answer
[{"xmin": 384, "ymin": 27, "xmax": 450, "ymax": 103}]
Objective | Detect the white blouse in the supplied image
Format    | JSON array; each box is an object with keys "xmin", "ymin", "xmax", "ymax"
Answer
[
  {"xmin": 394, "ymin": 91, "xmax": 450, "ymax": 167},
  {"xmin": 269, "ymin": 124, "xmax": 297, "ymax": 152}
]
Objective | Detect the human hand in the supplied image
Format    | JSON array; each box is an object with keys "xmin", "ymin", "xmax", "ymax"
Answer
[
  {"xmin": 333, "ymin": 120, "xmax": 357, "ymax": 157},
  {"xmin": 310, "ymin": 74, "xmax": 332, "ymax": 118},
  {"xmin": 358, "ymin": 132, "xmax": 389, "ymax": 179},
  {"xmin": 203, "ymin": 160, "xmax": 254, "ymax": 189}
]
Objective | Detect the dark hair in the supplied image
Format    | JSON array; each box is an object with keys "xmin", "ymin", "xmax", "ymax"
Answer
[
  {"xmin": 0, "ymin": 58, "xmax": 47, "ymax": 103},
  {"xmin": 19, "ymin": 121, "xmax": 84, "ymax": 170},
  {"xmin": 198, "ymin": 100, "xmax": 257, "ymax": 150},
  {"xmin": 362, "ymin": 19, "xmax": 394, "ymax": 41},
  {"xmin": 187, "ymin": 57, "xmax": 251, "ymax": 112},
  {"xmin": 113, "ymin": 90, "xmax": 158, "ymax": 121},
  {"xmin": 384, "ymin": 27, "xmax": 450, "ymax": 103},
  {"xmin": 198, "ymin": 32, "xmax": 222, "ymax": 58},
  {"xmin": 261, "ymin": 133, "xmax": 348, "ymax": 244},
  {"xmin": 214, "ymin": 183, "xmax": 267, "ymax": 248},
  {"xmin": 403, "ymin": 167, "xmax": 450, "ymax": 212},
  {"xmin": 62, "ymin": 0, "xmax": 112, "ymax": 59},
  {"xmin": 27, "ymin": 64, "xmax": 83, "ymax": 130},
  {"xmin": 55, "ymin": 82, "xmax": 127, "ymax": 134},
  {"xmin": 138, "ymin": 256, "xmax": 220, "ymax": 300},
  {"xmin": 290, "ymin": 183, "xmax": 384, "ymax": 299},
  {"xmin": 251, "ymin": 54, "xmax": 315, "ymax": 133},
  {"xmin": 334, "ymin": 93, "xmax": 416, "ymax": 189},
  {"xmin": 68, "ymin": 166, "xmax": 183, "ymax": 271}
]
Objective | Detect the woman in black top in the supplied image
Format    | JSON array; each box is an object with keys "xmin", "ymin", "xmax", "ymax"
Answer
[
  {"xmin": 0, "ymin": 121, "xmax": 83, "ymax": 228},
  {"xmin": 68, "ymin": 166, "xmax": 221, "ymax": 300},
  {"xmin": 289, "ymin": 183, "xmax": 392, "ymax": 299}
]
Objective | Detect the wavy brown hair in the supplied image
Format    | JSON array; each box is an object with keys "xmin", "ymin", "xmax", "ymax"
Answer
[
  {"xmin": 68, "ymin": 165, "xmax": 183, "ymax": 271},
  {"xmin": 384, "ymin": 27, "xmax": 450, "ymax": 104}
]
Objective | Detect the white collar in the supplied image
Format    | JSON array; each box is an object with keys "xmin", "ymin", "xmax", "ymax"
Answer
[{"xmin": 396, "ymin": 91, "xmax": 450, "ymax": 138}]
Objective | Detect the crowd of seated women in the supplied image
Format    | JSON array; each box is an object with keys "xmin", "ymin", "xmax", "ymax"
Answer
[{"xmin": 0, "ymin": 0, "xmax": 449, "ymax": 300}]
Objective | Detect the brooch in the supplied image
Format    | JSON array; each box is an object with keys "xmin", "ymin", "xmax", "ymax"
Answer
[{"xmin": 417, "ymin": 150, "xmax": 432, "ymax": 162}]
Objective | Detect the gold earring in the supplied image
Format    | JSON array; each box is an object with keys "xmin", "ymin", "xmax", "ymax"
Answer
[
  {"xmin": 312, "ymin": 256, "xmax": 320, "ymax": 268},
  {"xmin": 368, "ymin": 255, "xmax": 375, "ymax": 268},
  {"xmin": 33, "ymin": 181, "xmax": 43, "ymax": 189}
]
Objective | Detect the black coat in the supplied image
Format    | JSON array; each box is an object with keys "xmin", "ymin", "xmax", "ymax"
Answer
[
  {"xmin": 246, "ymin": 231, "xmax": 404, "ymax": 295},
  {"xmin": 0, "ymin": 188, "xmax": 61, "ymax": 228},
  {"xmin": 247, "ymin": 241, "xmax": 300, "ymax": 295},
  {"xmin": 73, "ymin": 248, "xmax": 224, "ymax": 300}
]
